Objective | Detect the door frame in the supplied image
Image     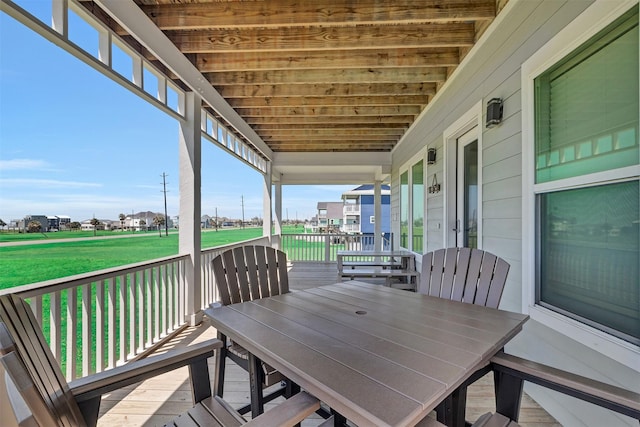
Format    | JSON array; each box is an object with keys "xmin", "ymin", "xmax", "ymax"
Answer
[{"xmin": 443, "ymin": 101, "xmax": 483, "ymax": 248}]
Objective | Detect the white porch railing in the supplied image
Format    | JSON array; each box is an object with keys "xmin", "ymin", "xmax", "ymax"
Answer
[
  {"xmin": 0, "ymin": 236, "xmax": 269, "ymax": 381},
  {"xmin": 281, "ymin": 233, "xmax": 393, "ymax": 262}
]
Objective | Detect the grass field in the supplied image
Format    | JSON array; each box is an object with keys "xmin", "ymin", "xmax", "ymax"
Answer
[{"xmin": 0, "ymin": 227, "xmax": 263, "ymax": 290}]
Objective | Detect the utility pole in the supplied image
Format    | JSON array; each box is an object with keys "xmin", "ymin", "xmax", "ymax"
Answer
[
  {"xmin": 241, "ymin": 195, "xmax": 245, "ymax": 228},
  {"xmin": 131, "ymin": 209, "xmax": 134, "ymax": 234},
  {"xmin": 215, "ymin": 207, "xmax": 218, "ymax": 232},
  {"xmin": 161, "ymin": 173, "xmax": 169, "ymax": 236}
]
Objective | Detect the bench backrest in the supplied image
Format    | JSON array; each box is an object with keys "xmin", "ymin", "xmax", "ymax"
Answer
[
  {"xmin": 213, "ymin": 245, "xmax": 289, "ymax": 305},
  {"xmin": 0, "ymin": 294, "xmax": 86, "ymax": 427},
  {"xmin": 419, "ymin": 247, "xmax": 509, "ymax": 309}
]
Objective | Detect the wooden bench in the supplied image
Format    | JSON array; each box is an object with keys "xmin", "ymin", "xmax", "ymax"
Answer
[{"xmin": 339, "ymin": 266, "xmax": 419, "ymax": 287}]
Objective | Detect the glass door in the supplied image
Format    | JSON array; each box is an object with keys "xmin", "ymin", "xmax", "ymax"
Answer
[{"xmin": 456, "ymin": 129, "xmax": 479, "ymax": 248}]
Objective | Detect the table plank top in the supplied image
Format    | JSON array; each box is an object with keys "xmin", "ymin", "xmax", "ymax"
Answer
[{"xmin": 205, "ymin": 281, "xmax": 528, "ymax": 427}]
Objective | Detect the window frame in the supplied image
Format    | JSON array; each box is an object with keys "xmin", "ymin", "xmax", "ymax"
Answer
[
  {"xmin": 399, "ymin": 149, "xmax": 428, "ymax": 253},
  {"xmin": 522, "ymin": 0, "xmax": 640, "ymax": 368}
]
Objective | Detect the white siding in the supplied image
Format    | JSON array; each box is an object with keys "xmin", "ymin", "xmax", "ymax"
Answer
[{"xmin": 390, "ymin": 0, "xmax": 640, "ymax": 425}]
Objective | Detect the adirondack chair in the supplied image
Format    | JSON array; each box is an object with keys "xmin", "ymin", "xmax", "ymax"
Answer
[
  {"xmin": 212, "ymin": 245, "xmax": 292, "ymax": 417},
  {"xmin": 0, "ymin": 294, "xmax": 320, "ymax": 427},
  {"xmin": 418, "ymin": 247, "xmax": 510, "ymax": 309},
  {"xmin": 419, "ymin": 247, "xmax": 510, "ymax": 425}
]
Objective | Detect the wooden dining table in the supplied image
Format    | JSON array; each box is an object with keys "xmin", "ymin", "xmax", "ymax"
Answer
[{"xmin": 204, "ymin": 281, "xmax": 528, "ymax": 427}]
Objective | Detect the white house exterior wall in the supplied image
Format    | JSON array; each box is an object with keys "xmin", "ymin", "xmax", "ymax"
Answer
[{"xmin": 391, "ymin": 1, "xmax": 639, "ymax": 425}]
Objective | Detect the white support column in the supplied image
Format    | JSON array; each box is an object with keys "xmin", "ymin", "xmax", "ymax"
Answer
[
  {"xmin": 273, "ymin": 177, "xmax": 283, "ymax": 249},
  {"xmin": 179, "ymin": 92, "xmax": 203, "ymax": 326},
  {"xmin": 374, "ymin": 181, "xmax": 383, "ymax": 251},
  {"xmin": 262, "ymin": 162, "xmax": 273, "ymax": 245}
]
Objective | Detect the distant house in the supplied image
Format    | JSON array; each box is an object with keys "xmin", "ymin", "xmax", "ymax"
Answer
[
  {"xmin": 21, "ymin": 215, "xmax": 49, "ymax": 232},
  {"xmin": 316, "ymin": 202, "xmax": 343, "ymax": 232},
  {"xmin": 341, "ymin": 185, "xmax": 391, "ymax": 236}
]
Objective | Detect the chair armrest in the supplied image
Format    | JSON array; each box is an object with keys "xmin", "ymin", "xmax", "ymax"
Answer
[
  {"xmin": 243, "ymin": 391, "xmax": 320, "ymax": 427},
  {"xmin": 70, "ymin": 338, "xmax": 222, "ymax": 402},
  {"xmin": 491, "ymin": 351, "xmax": 640, "ymax": 419}
]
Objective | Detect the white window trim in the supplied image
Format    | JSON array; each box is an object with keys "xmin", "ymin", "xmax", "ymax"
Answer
[
  {"xmin": 521, "ymin": 0, "xmax": 640, "ymax": 369},
  {"xmin": 443, "ymin": 101, "xmax": 483, "ymax": 248},
  {"xmin": 399, "ymin": 148, "xmax": 428, "ymax": 252}
]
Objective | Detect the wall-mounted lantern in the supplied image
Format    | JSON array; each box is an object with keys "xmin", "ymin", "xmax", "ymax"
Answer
[
  {"xmin": 427, "ymin": 147, "xmax": 437, "ymax": 165},
  {"xmin": 486, "ymin": 98, "xmax": 503, "ymax": 128}
]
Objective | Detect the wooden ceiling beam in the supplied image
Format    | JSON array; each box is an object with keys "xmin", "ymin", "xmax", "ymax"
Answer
[
  {"xmin": 227, "ymin": 95, "xmax": 429, "ymax": 108},
  {"xmin": 259, "ymin": 128, "xmax": 405, "ymax": 137},
  {"xmin": 195, "ymin": 48, "xmax": 459, "ymax": 72},
  {"xmin": 167, "ymin": 23, "xmax": 475, "ymax": 53},
  {"xmin": 244, "ymin": 115, "xmax": 415, "ymax": 125},
  {"xmin": 216, "ymin": 83, "xmax": 437, "ymax": 98},
  {"xmin": 235, "ymin": 105, "xmax": 421, "ymax": 117},
  {"xmin": 251, "ymin": 123, "xmax": 408, "ymax": 131},
  {"xmin": 141, "ymin": 0, "xmax": 495, "ymax": 30},
  {"xmin": 207, "ymin": 68, "xmax": 446, "ymax": 85},
  {"xmin": 262, "ymin": 135, "xmax": 399, "ymax": 142}
]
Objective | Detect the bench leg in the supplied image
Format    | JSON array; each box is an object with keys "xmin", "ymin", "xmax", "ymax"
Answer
[
  {"xmin": 494, "ymin": 369, "xmax": 524, "ymax": 421},
  {"xmin": 248, "ymin": 353, "xmax": 265, "ymax": 418},
  {"xmin": 213, "ymin": 332, "xmax": 227, "ymax": 398}
]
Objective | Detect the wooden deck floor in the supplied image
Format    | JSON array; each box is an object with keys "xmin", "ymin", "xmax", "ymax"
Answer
[{"xmin": 97, "ymin": 262, "xmax": 560, "ymax": 426}]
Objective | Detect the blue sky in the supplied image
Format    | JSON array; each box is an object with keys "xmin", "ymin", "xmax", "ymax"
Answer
[{"xmin": 0, "ymin": 4, "xmax": 353, "ymax": 223}]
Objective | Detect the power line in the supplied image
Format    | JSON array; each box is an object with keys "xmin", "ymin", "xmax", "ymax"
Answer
[{"xmin": 161, "ymin": 173, "xmax": 169, "ymax": 237}]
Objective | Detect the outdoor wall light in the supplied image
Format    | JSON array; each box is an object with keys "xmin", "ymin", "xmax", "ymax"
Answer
[
  {"xmin": 427, "ymin": 148, "xmax": 437, "ymax": 164},
  {"xmin": 486, "ymin": 98, "xmax": 503, "ymax": 128}
]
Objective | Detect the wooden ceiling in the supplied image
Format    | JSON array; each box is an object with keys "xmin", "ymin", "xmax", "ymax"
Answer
[{"xmin": 88, "ymin": 1, "xmax": 507, "ymax": 154}]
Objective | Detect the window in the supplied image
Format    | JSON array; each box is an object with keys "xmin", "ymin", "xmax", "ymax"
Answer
[
  {"xmin": 534, "ymin": 7, "xmax": 639, "ymax": 345},
  {"xmin": 412, "ymin": 160, "xmax": 424, "ymax": 253},
  {"xmin": 400, "ymin": 171, "xmax": 409, "ymax": 249}
]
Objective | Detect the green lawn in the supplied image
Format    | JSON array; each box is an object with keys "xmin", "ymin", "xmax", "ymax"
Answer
[{"xmin": 0, "ymin": 227, "xmax": 262, "ymax": 290}]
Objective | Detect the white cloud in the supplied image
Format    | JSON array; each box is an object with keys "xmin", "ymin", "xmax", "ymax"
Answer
[
  {"xmin": 0, "ymin": 178, "xmax": 102, "ymax": 188},
  {"xmin": 0, "ymin": 158, "xmax": 50, "ymax": 171}
]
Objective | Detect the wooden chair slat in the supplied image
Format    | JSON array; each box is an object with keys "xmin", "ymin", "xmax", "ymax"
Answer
[
  {"xmin": 462, "ymin": 249, "xmax": 484, "ymax": 305},
  {"xmin": 265, "ymin": 247, "xmax": 280, "ymax": 296},
  {"xmin": 243, "ymin": 247, "xmax": 261, "ymax": 300},
  {"xmin": 223, "ymin": 250, "xmax": 242, "ymax": 304},
  {"xmin": 451, "ymin": 247, "xmax": 471, "ymax": 302},
  {"xmin": 474, "ymin": 252, "xmax": 497, "ymax": 307},
  {"xmin": 472, "ymin": 412, "xmax": 515, "ymax": 427},
  {"xmin": 254, "ymin": 247, "xmax": 270, "ymax": 298},
  {"xmin": 418, "ymin": 251, "xmax": 434, "ymax": 295},
  {"xmin": 243, "ymin": 391, "xmax": 320, "ymax": 427},
  {"xmin": 232, "ymin": 247, "xmax": 252, "ymax": 302},
  {"xmin": 276, "ymin": 249, "xmax": 289, "ymax": 295},
  {"xmin": 486, "ymin": 258, "xmax": 510, "ymax": 309},
  {"xmin": 440, "ymin": 248, "xmax": 457, "ymax": 300},
  {"xmin": 212, "ymin": 255, "xmax": 232, "ymax": 306},
  {"xmin": 430, "ymin": 249, "xmax": 446, "ymax": 297}
]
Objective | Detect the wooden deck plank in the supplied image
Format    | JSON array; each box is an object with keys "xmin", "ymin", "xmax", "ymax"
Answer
[{"xmin": 96, "ymin": 262, "xmax": 560, "ymax": 427}]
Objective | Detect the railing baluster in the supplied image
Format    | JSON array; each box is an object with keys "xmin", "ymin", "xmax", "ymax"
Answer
[
  {"xmin": 30, "ymin": 296, "xmax": 42, "ymax": 326},
  {"xmin": 138, "ymin": 269, "xmax": 145, "ymax": 353},
  {"xmin": 66, "ymin": 287, "xmax": 78, "ymax": 379},
  {"xmin": 96, "ymin": 280, "xmax": 105, "ymax": 373},
  {"xmin": 107, "ymin": 276, "xmax": 116, "ymax": 369},
  {"xmin": 82, "ymin": 282, "xmax": 92, "ymax": 376},
  {"xmin": 50, "ymin": 291, "xmax": 61, "ymax": 362},
  {"xmin": 168, "ymin": 261, "xmax": 174, "ymax": 330},
  {"xmin": 119, "ymin": 274, "xmax": 127, "ymax": 363},
  {"xmin": 161, "ymin": 264, "xmax": 168, "ymax": 336},
  {"xmin": 146, "ymin": 267, "xmax": 153, "ymax": 346},
  {"xmin": 154, "ymin": 266, "xmax": 160, "ymax": 341},
  {"xmin": 129, "ymin": 271, "xmax": 136, "ymax": 359}
]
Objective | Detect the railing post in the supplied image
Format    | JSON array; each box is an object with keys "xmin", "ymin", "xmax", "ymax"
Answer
[
  {"xmin": 179, "ymin": 91, "xmax": 203, "ymax": 326},
  {"xmin": 325, "ymin": 234, "xmax": 331, "ymax": 262}
]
